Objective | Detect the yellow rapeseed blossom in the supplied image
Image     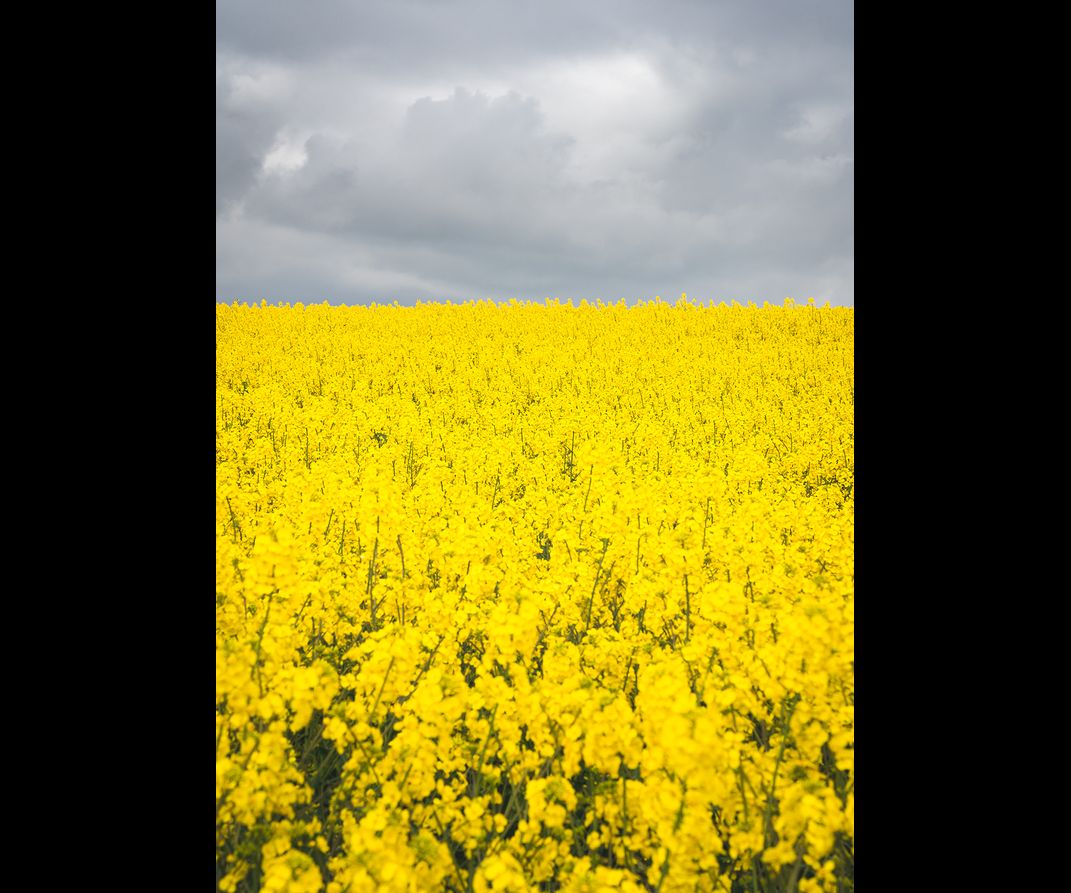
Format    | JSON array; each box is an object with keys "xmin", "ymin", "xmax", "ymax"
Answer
[{"xmin": 217, "ymin": 299, "xmax": 853, "ymax": 892}]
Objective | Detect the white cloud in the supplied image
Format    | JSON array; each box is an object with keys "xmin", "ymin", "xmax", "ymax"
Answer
[
  {"xmin": 261, "ymin": 130, "xmax": 309, "ymax": 176},
  {"xmin": 216, "ymin": 1, "xmax": 855, "ymax": 305},
  {"xmin": 219, "ymin": 56, "xmax": 296, "ymax": 107},
  {"xmin": 782, "ymin": 102, "xmax": 851, "ymax": 145}
]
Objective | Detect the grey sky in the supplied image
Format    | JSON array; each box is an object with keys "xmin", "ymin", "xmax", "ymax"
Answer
[{"xmin": 216, "ymin": 0, "xmax": 853, "ymax": 305}]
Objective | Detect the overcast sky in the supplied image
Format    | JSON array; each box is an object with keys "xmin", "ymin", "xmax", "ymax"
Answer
[{"xmin": 216, "ymin": 0, "xmax": 853, "ymax": 306}]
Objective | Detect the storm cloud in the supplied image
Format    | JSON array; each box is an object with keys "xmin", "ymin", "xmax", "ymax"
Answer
[{"xmin": 216, "ymin": 0, "xmax": 853, "ymax": 305}]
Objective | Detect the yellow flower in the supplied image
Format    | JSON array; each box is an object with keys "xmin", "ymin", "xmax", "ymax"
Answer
[{"xmin": 217, "ymin": 300, "xmax": 854, "ymax": 892}]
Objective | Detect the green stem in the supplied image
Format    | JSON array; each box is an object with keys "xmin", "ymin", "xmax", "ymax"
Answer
[
  {"xmin": 684, "ymin": 574, "xmax": 691, "ymax": 642},
  {"xmin": 471, "ymin": 704, "xmax": 499, "ymax": 798},
  {"xmin": 762, "ymin": 697, "xmax": 798, "ymax": 848},
  {"xmin": 369, "ymin": 655, "xmax": 396, "ymax": 722},
  {"xmin": 367, "ymin": 537, "xmax": 379, "ymax": 626},
  {"xmin": 584, "ymin": 538, "xmax": 611, "ymax": 633}
]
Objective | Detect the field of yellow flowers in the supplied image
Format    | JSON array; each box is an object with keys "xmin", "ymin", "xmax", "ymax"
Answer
[{"xmin": 216, "ymin": 297, "xmax": 854, "ymax": 893}]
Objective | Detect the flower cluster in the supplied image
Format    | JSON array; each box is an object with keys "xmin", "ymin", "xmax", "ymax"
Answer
[{"xmin": 216, "ymin": 297, "xmax": 854, "ymax": 892}]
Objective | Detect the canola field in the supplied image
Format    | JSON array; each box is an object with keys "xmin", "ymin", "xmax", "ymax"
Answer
[{"xmin": 216, "ymin": 298, "xmax": 854, "ymax": 893}]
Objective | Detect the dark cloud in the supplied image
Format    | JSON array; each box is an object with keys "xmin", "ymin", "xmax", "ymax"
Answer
[{"xmin": 216, "ymin": 1, "xmax": 853, "ymax": 304}]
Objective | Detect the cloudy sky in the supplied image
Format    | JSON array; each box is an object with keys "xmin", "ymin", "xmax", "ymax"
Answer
[{"xmin": 216, "ymin": 0, "xmax": 853, "ymax": 306}]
